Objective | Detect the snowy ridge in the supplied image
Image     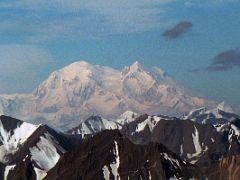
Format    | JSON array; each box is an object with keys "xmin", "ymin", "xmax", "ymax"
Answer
[
  {"xmin": 136, "ymin": 116, "xmax": 161, "ymax": 133},
  {"xmin": 115, "ymin": 110, "xmax": 138, "ymax": 125},
  {"xmin": 68, "ymin": 115, "xmax": 120, "ymax": 136},
  {"xmin": 68, "ymin": 111, "xmax": 138, "ymax": 136},
  {"xmin": 183, "ymin": 102, "xmax": 239, "ymax": 125},
  {"xmin": 134, "ymin": 115, "xmax": 174, "ymax": 133}
]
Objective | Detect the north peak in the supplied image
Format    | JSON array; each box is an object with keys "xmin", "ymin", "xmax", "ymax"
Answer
[{"xmin": 130, "ymin": 61, "xmax": 142, "ymax": 71}]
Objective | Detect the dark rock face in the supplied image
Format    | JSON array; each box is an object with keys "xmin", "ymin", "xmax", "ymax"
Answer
[
  {"xmin": 7, "ymin": 157, "xmax": 37, "ymax": 180},
  {"xmin": 44, "ymin": 130, "xmax": 204, "ymax": 180},
  {"xmin": 120, "ymin": 115, "xmax": 240, "ymax": 178},
  {"xmin": 0, "ymin": 115, "xmax": 23, "ymax": 135},
  {"xmin": 0, "ymin": 163, "xmax": 5, "ymax": 180},
  {"xmin": 231, "ymin": 118, "xmax": 240, "ymax": 129}
]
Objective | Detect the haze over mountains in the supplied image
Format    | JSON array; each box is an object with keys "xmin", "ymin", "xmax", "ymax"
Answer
[{"xmin": 0, "ymin": 61, "xmax": 215, "ymax": 130}]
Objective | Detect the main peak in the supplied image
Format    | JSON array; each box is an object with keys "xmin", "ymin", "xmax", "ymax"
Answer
[{"xmin": 68, "ymin": 61, "xmax": 92, "ymax": 68}]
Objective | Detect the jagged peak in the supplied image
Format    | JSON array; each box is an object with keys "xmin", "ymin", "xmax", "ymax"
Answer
[
  {"xmin": 217, "ymin": 101, "xmax": 234, "ymax": 113},
  {"xmin": 0, "ymin": 115, "xmax": 41, "ymax": 129},
  {"xmin": 0, "ymin": 115, "xmax": 24, "ymax": 130},
  {"xmin": 120, "ymin": 110, "xmax": 138, "ymax": 118},
  {"xmin": 120, "ymin": 61, "xmax": 151, "ymax": 81},
  {"xmin": 121, "ymin": 61, "xmax": 142, "ymax": 74}
]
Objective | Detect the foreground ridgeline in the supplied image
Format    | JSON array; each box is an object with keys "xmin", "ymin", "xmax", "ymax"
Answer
[
  {"xmin": 45, "ymin": 130, "xmax": 204, "ymax": 180},
  {"xmin": 0, "ymin": 105, "xmax": 240, "ymax": 180},
  {"xmin": 0, "ymin": 115, "xmax": 81, "ymax": 180}
]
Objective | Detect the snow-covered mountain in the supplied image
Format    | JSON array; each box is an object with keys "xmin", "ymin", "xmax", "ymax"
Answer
[
  {"xmin": 0, "ymin": 61, "xmax": 206, "ymax": 130},
  {"xmin": 0, "ymin": 115, "xmax": 80, "ymax": 180},
  {"xmin": 183, "ymin": 102, "xmax": 239, "ymax": 125},
  {"xmin": 67, "ymin": 111, "xmax": 137, "ymax": 136},
  {"xmin": 67, "ymin": 115, "xmax": 120, "ymax": 137}
]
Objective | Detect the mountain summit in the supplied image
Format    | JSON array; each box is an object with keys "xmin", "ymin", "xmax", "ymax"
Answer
[{"xmin": 0, "ymin": 61, "xmax": 206, "ymax": 129}]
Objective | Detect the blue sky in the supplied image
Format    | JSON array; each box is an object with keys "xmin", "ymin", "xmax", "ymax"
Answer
[{"xmin": 0, "ymin": 0, "xmax": 239, "ymax": 105}]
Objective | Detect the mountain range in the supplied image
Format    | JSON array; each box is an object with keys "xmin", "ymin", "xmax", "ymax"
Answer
[
  {"xmin": 0, "ymin": 61, "xmax": 211, "ymax": 130},
  {"xmin": 0, "ymin": 115, "xmax": 204, "ymax": 180},
  {"xmin": 1, "ymin": 105, "xmax": 240, "ymax": 180},
  {"xmin": 68, "ymin": 105, "xmax": 240, "ymax": 166}
]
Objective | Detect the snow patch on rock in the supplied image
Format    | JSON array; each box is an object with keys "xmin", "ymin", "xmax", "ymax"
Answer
[
  {"xmin": 4, "ymin": 165, "xmax": 16, "ymax": 180},
  {"xmin": 29, "ymin": 133, "xmax": 64, "ymax": 170},
  {"xmin": 110, "ymin": 141, "xmax": 120, "ymax": 180},
  {"xmin": 0, "ymin": 120, "xmax": 39, "ymax": 163},
  {"xmin": 102, "ymin": 165, "xmax": 110, "ymax": 180}
]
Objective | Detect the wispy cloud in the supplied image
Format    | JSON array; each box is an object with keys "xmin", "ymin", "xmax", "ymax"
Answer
[
  {"xmin": 184, "ymin": 0, "xmax": 238, "ymax": 7},
  {"xmin": 207, "ymin": 49, "xmax": 240, "ymax": 71},
  {"xmin": 162, "ymin": 21, "xmax": 193, "ymax": 39},
  {"xmin": 0, "ymin": 0, "xmax": 175, "ymax": 43}
]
